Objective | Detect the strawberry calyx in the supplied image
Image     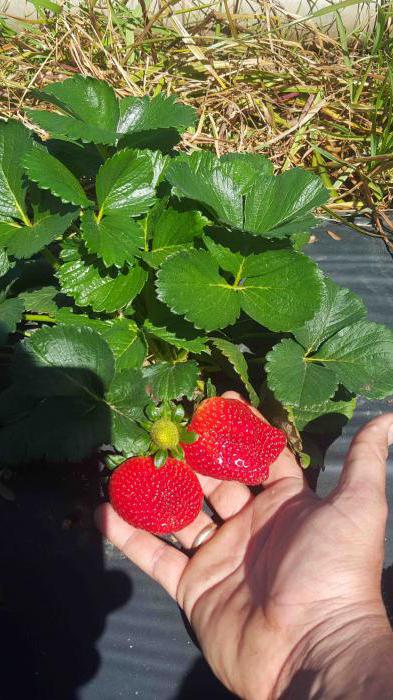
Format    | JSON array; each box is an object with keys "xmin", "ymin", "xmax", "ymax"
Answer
[
  {"xmin": 106, "ymin": 401, "xmax": 199, "ymax": 471},
  {"xmin": 141, "ymin": 401, "xmax": 198, "ymax": 468}
]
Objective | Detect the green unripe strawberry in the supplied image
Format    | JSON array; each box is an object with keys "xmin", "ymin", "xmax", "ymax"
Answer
[{"xmin": 150, "ymin": 418, "xmax": 179, "ymax": 450}]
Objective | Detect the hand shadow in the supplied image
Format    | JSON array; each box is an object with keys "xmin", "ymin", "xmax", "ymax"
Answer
[
  {"xmin": 0, "ymin": 360, "xmax": 133, "ymax": 700},
  {"xmin": 174, "ymin": 656, "xmax": 237, "ymax": 700}
]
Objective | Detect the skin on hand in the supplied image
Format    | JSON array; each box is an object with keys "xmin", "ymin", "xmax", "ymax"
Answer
[{"xmin": 96, "ymin": 392, "xmax": 393, "ymax": 700}]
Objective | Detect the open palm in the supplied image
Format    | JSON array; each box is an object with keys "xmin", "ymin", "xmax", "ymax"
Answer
[{"xmin": 97, "ymin": 392, "xmax": 392, "ymax": 699}]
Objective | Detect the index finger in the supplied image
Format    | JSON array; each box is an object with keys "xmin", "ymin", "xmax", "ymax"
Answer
[
  {"xmin": 221, "ymin": 391, "xmax": 304, "ymax": 487},
  {"xmin": 95, "ymin": 503, "xmax": 188, "ymax": 600}
]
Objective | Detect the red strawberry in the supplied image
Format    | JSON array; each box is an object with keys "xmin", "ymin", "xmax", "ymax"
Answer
[
  {"xmin": 109, "ymin": 456, "xmax": 203, "ymax": 534},
  {"xmin": 182, "ymin": 397, "xmax": 286, "ymax": 485}
]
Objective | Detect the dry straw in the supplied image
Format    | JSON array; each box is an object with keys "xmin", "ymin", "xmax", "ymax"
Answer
[{"xmin": 0, "ymin": 0, "xmax": 392, "ymax": 229}]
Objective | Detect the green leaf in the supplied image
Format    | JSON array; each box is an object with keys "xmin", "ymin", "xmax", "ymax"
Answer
[
  {"xmin": 28, "ymin": 75, "xmax": 119, "ymax": 145},
  {"xmin": 0, "ymin": 222, "xmax": 18, "ymax": 248},
  {"xmin": 141, "ymin": 206, "xmax": 207, "ymax": 268},
  {"xmin": 111, "ymin": 417, "xmax": 150, "ymax": 455},
  {"xmin": 0, "ymin": 297, "xmax": 24, "ymax": 344},
  {"xmin": 212, "ymin": 337, "xmax": 259, "ymax": 406},
  {"xmin": 238, "ymin": 250, "xmax": 323, "ymax": 332},
  {"xmin": 105, "ymin": 454, "xmax": 126, "ymax": 470},
  {"xmin": 1, "ymin": 258, "xmax": 53, "ymax": 296},
  {"xmin": 143, "ymin": 319, "xmax": 208, "ymax": 354},
  {"xmin": 81, "ymin": 209, "xmax": 144, "ymax": 268},
  {"xmin": 313, "ymin": 320, "xmax": 393, "ymax": 399},
  {"xmin": 2, "ymin": 210, "xmax": 78, "ymax": 259},
  {"xmin": 203, "ymin": 234, "xmax": 243, "ymax": 275},
  {"xmin": 58, "ymin": 240, "xmax": 147, "ymax": 313},
  {"xmin": 47, "ymin": 139, "xmax": 104, "ymax": 180},
  {"xmin": 149, "ymin": 151, "xmax": 169, "ymax": 187},
  {"xmin": 19, "ymin": 285, "xmax": 59, "ymax": 313},
  {"xmin": 289, "ymin": 396, "xmax": 356, "ymax": 433},
  {"xmin": 55, "ymin": 309, "xmax": 146, "ymax": 370},
  {"xmin": 118, "ymin": 93, "xmax": 196, "ymax": 135},
  {"xmin": 26, "ymin": 111, "xmax": 117, "ymax": 146},
  {"xmin": 107, "ymin": 369, "xmax": 151, "ymax": 453},
  {"xmin": 0, "ymin": 396, "xmax": 110, "ymax": 465},
  {"xmin": 28, "ymin": 78, "xmax": 195, "ymax": 148},
  {"xmin": 0, "ymin": 384, "xmax": 39, "ymax": 424},
  {"xmin": 43, "ymin": 74, "xmax": 119, "ymax": 130},
  {"xmin": 0, "ymin": 120, "xmax": 32, "ymax": 221},
  {"xmin": 244, "ymin": 168, "xmax": 329, "ymax": 237},
  {"xmin": 142, "ymin": 281, "xmax": 209, "ymax": 353},
  {"xmin": 203, "ymin": 224, "xmax": 290, "ymax": 258},
  {"xmin": 28, "ymin": 183, "xmax": 66, "ymax": 222},
  {"xmin": 266, "ymin": 338, "xmax": 339, "ymax": 408},
  {"xmin": 291, "ymin": 231, "xmax": 311, "ymax": 251},
  {"xmin": 23, "ymin": 145, "xmax": 91, "ymax": 207},
  {"xmin": 0, "ymin": 334, "xmax": 152, "ymax": 465},
  {"xmin": 95, "ymin": 149, "xmax": 156, "ymax": 217},
  {"xmin": 220, "ymin": 152, "xmax": 274, "ymax": 184},
  {"xmin": 0, "ymin": 320, "xmax": 150, "ymax": 463},
  {"xmin": 173, "ymin": 404, "xmax": 185, "ymax": 421},
  {"xmin": 55, "ymin": 307, "xmax": 109, "ymax": 334},
  {"xmin": 118, "ymin": 94, "xmax": 196, "ymax": 149},
  {"xmin": 107, "ymin": 368, "xmax": 150, "ymax": 419},
  {"xmin": 0, "ymin": 248, "xmax": 10, "ymax": 277},
  {"xmin": 103, "ymin": 319, "xmax": 146, "ymax": 370},
  {"xmin": 253, "ymin": 214, "xmax": 320, "ymax": 239},
  {"xmin": 0, "ymin": 381, "xmax": 108, "ymax": 464},
  {"xmin": 157, "ymin": 248, "xmax": 322, "ymax": 333},
  {"xmin": 167, "ymin": 152, "xmax": 244, "ymax": 228},
  {"xmin": 143, "ymin": 360, "xmax": 199, "ymax": 400},
  {"xmin": 294, "ymin": 278, "xmax": 366, "ymax": 353},
  {"xmin": 167, "ymin": 152, "xmax": 328, "ymax": 238},
  {"xmin": 13, "ymin": 325, "xmax": 115, "ymax": 397},
  {"xmin": 29, "ymin": 87, "xmax": 77, "ymax": 113},
  {"xmin": 156, "ymin": 249, "xmax": 241, "ymax": 331},
  {"xmin": 169, "ymin": 151, "xmax": 272, "ymax": 204}
]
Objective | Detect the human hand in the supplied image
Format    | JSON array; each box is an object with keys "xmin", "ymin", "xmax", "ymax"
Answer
[{"xmin": 96, "ymin": 392, "xmax": 393, "ymax": 700}]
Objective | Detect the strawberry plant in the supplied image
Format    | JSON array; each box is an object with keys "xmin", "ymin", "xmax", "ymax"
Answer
[{"xmin": 1, "ymin": 74, "xmax": 393, "ymax": 518}]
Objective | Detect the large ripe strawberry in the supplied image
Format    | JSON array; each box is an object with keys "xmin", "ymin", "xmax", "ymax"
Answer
[
  {"xmin": 182, "ymin": 397, "xmax": 286, "ymax": 485},
  {"xmin": 109, "ymin": 456, "xmax": 203, "ymax": 534}
]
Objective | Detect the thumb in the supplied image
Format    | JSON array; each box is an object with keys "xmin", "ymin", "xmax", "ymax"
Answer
[{"xmin": 336, "ymin": 413, "xmax": 393, "ymax": 499}]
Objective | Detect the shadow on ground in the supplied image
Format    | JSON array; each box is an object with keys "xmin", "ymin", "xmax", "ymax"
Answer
[{"xmin": 0, "ymin": 457, "xmax": 132, "ymax": 700}]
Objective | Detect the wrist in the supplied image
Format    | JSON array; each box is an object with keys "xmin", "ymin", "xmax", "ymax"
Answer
[{"xmin": 273, "ymin": 604, "xmax": 393, "ymax": 700}]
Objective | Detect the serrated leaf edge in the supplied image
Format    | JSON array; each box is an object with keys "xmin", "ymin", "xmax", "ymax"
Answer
[
  {"xmin": 211, "ymin": 337, "xmax": 259, "ymax": 406},
  {"xmin": 23, "ymin": 151, "xmax": 91, "ymax": 209},
  {"xmin": 265, "ymin": 338, "xmax": 339, "ymax": 409}
]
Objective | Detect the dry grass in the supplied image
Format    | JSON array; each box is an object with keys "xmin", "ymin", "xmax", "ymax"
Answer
[{"xmin": 1, "ymin": 0, "xmax": 393, "ymax": 224}]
